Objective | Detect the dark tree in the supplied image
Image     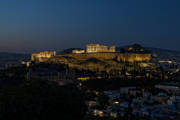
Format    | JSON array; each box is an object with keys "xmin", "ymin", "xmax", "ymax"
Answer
[{"xmin": 0, "ymin": 79, "xmax": 86, "ymax": 120}]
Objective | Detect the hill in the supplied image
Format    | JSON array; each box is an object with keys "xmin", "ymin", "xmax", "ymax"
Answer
[{"xmin": 117, "ymin": 45, "xmax": 180, "ymax": 61}]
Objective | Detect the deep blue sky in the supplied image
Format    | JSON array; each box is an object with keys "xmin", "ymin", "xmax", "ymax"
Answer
[{"xmin": 0, "ymin": 0, "xmax": 180, "ymax": 53}]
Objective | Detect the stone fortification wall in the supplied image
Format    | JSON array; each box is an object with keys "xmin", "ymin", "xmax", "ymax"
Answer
[{"xmin": 58, "ymin": 53, "xmax": 151, "ymax": 62}]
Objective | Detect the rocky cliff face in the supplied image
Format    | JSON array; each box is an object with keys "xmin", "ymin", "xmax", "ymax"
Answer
[
  {"xmin": 45, "ymin": 53, "xmax": 152, "ymax": 72},
  {"xmin": 56, "ymin": 53, "xmax": 151, "ymax": 63}
]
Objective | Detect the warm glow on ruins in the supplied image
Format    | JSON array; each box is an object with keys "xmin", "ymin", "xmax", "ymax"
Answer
[
  {"xmin": 86, "ymin": 44, "xmax": 116, "ymax": 53},
  {"xmin": 31, "ymin": 51, "xmax": 56, "ymax": 62},
  {"xmin": 31, "ymin": 44, "xmax": 151, "ymax": 63}
]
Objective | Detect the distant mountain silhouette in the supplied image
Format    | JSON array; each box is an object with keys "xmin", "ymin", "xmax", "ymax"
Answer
[
  {"xmin": 116, "ymin": 43, "xmax": 150, "ymax": 53},
  {"xmin": 0, "ymin": 52, "xmax": 30, "ymax": 63},
  {"xmin": 127, "ymin": 43, "xmax": 149, "ymax": 53},
  {"xmin": 145, "ymin": 47, "xmax": 180, "ymax": 54},
  {"xmin": 117, "ymin": 44, "xmax": 180, "ymax": 54},
  {"xmin": 117, "ymin": 44, "xmax": 180, "ymax": 60},
  {"xmin": 145, "ymin": 47, "xmax": 180, "ymax": 60}
]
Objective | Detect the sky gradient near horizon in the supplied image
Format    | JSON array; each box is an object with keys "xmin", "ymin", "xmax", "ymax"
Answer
[{"xmin": 0, "ymin": 0, "xmax": 180, "ymax": 53}]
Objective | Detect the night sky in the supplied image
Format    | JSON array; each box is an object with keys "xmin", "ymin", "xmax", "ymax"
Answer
[{"xmin": 0, "ymin": 0, "xmax": 180, "ymax": 53}]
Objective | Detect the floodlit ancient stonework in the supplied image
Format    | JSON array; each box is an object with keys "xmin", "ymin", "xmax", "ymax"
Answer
[
  {"xmin": 72, "ymin": 49, "xmax": 85, "ymax": 54},
  {"xmin": 48, "ymin": 53, "xmax": 152, "ymax": 72},
  {"xmin": 62, "ymin": 53, "xmax": 151, "ymax": 63},
  {"xmin": 31, "ymin": 51, "xmax": 56, "ymax": 62},
  {"xmin": 31, "ymin": 44, "xmax": 152, "ymax": 69},
  {"xmin": 86, "ymin": 44, "xmax": 116, "ymax": 53}
]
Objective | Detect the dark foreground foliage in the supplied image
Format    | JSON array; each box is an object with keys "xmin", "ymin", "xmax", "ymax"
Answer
[
  {"xmin": 82, "ymin": 78, "xmax": 164, "ymax": 91},
  {"xmin": 0, "ymin": 79, "xmax": 86, "ymax": 120}
]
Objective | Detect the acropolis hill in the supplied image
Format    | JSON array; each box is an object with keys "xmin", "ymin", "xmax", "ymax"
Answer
[
  {"xmin": 52, "ymin": 53, "xmax": 151, "ymax": 63},
  {"xmin": 30, "ymin": 44, "xmax": 152, "ymax": 72}
]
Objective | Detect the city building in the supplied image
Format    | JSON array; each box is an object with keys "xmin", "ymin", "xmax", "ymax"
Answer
[
  {"xmin": 155, "ymin": 82, "xmax": 180, "ymax": 93},
  {"xmin": 21, "ymin": 61, "xmax": 31, "ymax": 67},
  {"xmin": 86, "ymin": 44, "xmax": 116, "ymax": 53}
]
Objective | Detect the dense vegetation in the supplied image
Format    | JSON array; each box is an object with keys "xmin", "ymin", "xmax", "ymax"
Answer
[{"xmin": 0, "ymin": 65, "xmax": 86, "ymax": 120}]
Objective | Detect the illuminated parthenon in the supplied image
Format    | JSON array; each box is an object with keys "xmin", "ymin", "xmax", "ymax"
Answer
[{"xmin": 86, "ymin": 44, "xmax": 116, "ymax": 53}]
